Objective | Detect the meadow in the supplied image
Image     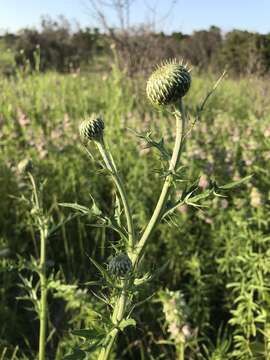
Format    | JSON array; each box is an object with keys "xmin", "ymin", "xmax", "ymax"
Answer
[{"xmin": 0, "ymin": 62, "xmax": 270, "ymax": 359}]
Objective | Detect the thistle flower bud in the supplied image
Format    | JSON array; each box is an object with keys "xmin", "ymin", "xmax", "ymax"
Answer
[
  {"xmin": 146, "ymin": 59, "xmax": 191, "ymax": 106},
  {"xmin": 18, "ymin": 158, "xmax": 33, "ymax": 174},
  {"xmin": 108, "ymin": 253, "xmax": 132, "ymax": 278},
  {"xmin": 79, "ymin": 114, "xmax": 104, "ymax": 143}
]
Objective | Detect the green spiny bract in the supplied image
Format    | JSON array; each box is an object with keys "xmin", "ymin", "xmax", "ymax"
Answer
[
  {"xmin": 108, "ymin": 253, "xmax": 132, "ymax": 278},
  {"xmin": 79, "ymin": 114, "xmax": 104, "ymax": 143},
  {"xmin": 146, "ymin": 59, "xmax": 191, "ymax": 106}
]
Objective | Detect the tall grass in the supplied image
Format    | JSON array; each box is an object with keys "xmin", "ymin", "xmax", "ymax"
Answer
[{"xmin": 0, "ymin": 65, "xmax": 270, "ymax": 359}]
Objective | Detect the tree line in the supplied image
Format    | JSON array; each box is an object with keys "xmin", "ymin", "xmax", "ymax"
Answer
[{"xmin": 1, "ymin": 17, "xmax": 270, "ymax": 76}]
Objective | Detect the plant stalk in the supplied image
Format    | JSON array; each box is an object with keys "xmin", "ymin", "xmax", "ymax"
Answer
[
  {"xmin": 39, "ymin": 226, "xmax": 48, "ymax": 360},
  {"xmin": 29, "ymin": 173, "xmax": 48, "ymax": 360},
  {"xmin": 177, "ymin": 341, "xmax": 185, "ymax": 360},
  {"xmin": 96, "ymin": 139, "xmax": 135, "ymax": 252},
  {"xmin": 132, "ymin": 100, "xmax": 186, "ymax": 266},
  {"xmin": 98, "ymin": 282, "xmax": 127, "ymax": 360},
  {"xmin": 97, "ymin": 100, "xmax": 186, "ymax": 359}
]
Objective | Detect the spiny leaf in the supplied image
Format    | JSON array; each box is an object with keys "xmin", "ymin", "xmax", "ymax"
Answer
[
  {"xmin": 118, "ymin": 318, "xmax": 136, "ymax": 331},
  {"xmin": 134, "ymin": 272, "xmax": 152, "ymax": 286},
  {"xmin": 128, "ymin": 128, "xmax": 170, "ymax": 160},
  {"xmin": 162, "ymin": 199, "xmax": 185, "ymax": 219},
  {"xmin": 218, "ymin": 175, "xmax": 252, "ymax": 190},
  {"xmin": 89, "ymin": 194, "xmax": 102, "ymax": 216},
  {"xmin": 181, "ymin": 181, "xmax": 199, "ymax": 200},
  {"xmin": 88, "ymin": 256, "xmax": 108, "ymax": 278},
  {"xmin": 134, "ymin": 261, "xmax": 169, "ymax": 287},
  {"xmin": 59, "ymin": 203, "xmax": 90, "ymax": 214},
  {"xmin": 63, "ymin": 349, "xmax": 86, "ymax": 360},
  {"xmin": 86, "ymin": 256, "xmax": 114, "ymax": 287},
  {"xmin": 60, "ymin": 195, "xmax": 102, "ymax": 217},
  {"xmin": 188, "ymin": 189, "xmax": 213, "ymax": 203}
]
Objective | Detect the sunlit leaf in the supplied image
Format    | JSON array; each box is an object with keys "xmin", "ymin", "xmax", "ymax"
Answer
[
  {"xmin": 59, "ymin": 203, "xmax": 90, "ymax": 214},
  {"xmin": 218, "ymin": 175, "xmax": 252, "ymax": 190},
  {"xmin": 118, "ymin": 318, "xmax": 136, "ymax": 331}
]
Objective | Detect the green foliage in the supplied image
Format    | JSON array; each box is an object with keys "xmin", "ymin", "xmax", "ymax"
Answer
[
  {"xmin": 14, "ymin": 17, "xmax": 103, "ymax": 72},
  {"xmin": 0, "ymin": 61, "xmax": 270, "ymax": 359},
  {"xmin": 1, "ymin": 18, "xmax": 270, "ymax": 75}
]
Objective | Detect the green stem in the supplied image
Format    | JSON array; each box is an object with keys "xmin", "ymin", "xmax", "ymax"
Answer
[
  {"xmin": 96, "ymin": 139, "xmax": 135, "ymax": 252},
  {"xmin": 132, "ymin": 100, "xmax": 186, "ymax": 266},
  {"xmin": 97, "ymin": 100, "xmax": 186, "ymax": 360},
  {"xmin": 177, "ymin": 341, "xmax": 185, "ymax": 360},
  {"xmin": 28, "ymin": 173, "xmax": 48, "ymax": 360},
  {"xmin": 39, "ymin": 226, "xmax": 48, "ymax": 360},
  {"xmin": 98, "ymin": 283, "xmax": 127, "ymax": 360},
  {"xmin": 98, "ymin": 330, "xmax": 118, "ymax": 360},
  {"xmin": 95, "ymin": 138, "xmax": 135, "ymax": 360}
]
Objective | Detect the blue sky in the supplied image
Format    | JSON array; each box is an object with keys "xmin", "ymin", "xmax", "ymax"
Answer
[{"xmin": 0, "ymin": 0, "xmax": 269, "ymax": 34}]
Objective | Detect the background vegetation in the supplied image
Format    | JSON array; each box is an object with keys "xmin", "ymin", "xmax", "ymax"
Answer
[
  {"xmin": 1, "ymin": 16, "xmax": 270, "ymax": 76},
  {"xmin": 0, "ymin": 15, "xmax": 270, "ymax": 360}
]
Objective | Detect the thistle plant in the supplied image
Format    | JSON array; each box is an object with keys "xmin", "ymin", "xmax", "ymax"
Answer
[
  {"xmin": 146, "ymin": 60, "xmax": 191, "ymax": 106},
  {"xmin": 17, "ymin": 159, "xmax": 49, "ymax": 360},
  {"xmin": 108, "ymin": 253, "xmax": 132, "ymax": 278},
  {"xmin": 17, "ymin": 160, "xmax": 74, "ymax": 360},
  {"xmin": 63, "ymin": 60, "xmax": 249, "ymax": 360}
]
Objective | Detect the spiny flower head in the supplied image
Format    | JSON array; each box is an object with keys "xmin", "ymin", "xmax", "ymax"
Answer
[
  {"xmin": 146, "ymin": 59, "xmax": 191, "ymax": 106},
  {"xmin": 108, "ymin": 253, "xmax": 132, "ymax": 278},
  {"xmin": 79, "ymin": 114, "xmax": 104, "ymax": 143}
]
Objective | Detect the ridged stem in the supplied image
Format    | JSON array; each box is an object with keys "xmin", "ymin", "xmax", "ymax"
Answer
[
  {"xmin": 131, "ymin": 100, "xmax": 186, "ymax": 266},
  {"xmin": 95, "ymin": 140, "xmax": 134, "ymax": 360},
  {"xmin": 28, "ymin": 174, "xmax": 48, "ymax": 360},
  {"xmin": 39, "ymin": 226, "xmax": 48, "ymax": 360},
  {"xmin": 98, "ymin": 282, "xmax": 127, "ymax": 360},
  {"xmin": 177, "ymin": 341, "xmax": 185, "ymax": 360},
  {"xmin": 97, "ymin": 100, "xmax": 186, "ymax": 360},
  {"xmin": 96, "ymin": 139, "xmax": 135, "ymax": 252}
]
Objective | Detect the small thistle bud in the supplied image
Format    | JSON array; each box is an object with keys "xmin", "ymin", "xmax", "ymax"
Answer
[
  {"xmin": 146, "ymin": 59, "xmax": 191, "ymax": 106},
  {"xmin": 108, "ymin": 253, "xmax": 132, "ymax": 278},
  {"xmin": 18, "ymin": 158, "xmax": 33, "ymax": 174},
  {"xmin": 79, "ymin": 114, "xmax": 104, "ymax": 143}
]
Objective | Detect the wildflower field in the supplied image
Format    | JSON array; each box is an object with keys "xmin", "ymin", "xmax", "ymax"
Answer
[{"xmin": 1, "ymin": 63, "xmax": 270, "ymax": 359}]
